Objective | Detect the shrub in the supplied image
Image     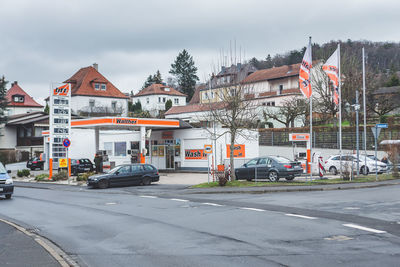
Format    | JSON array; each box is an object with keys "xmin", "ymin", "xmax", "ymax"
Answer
[
  {"xmin": 76, "ymin": 172, "xmax": 95, "ymax": 182},
  {"xmin": 52, "ymin": 171, "xmax": 68, "ymax": 181},
  {"xmin": 17, "ymin": 169, "xmax": 30, "ymax": 177},
  {"xmin": 35, "ymin": 173, "xmax": 50, "ymax": 181}
]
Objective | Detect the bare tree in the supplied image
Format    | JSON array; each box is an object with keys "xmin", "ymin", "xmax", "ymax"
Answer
[
  {"xmin": 205, "ymin": 82, "xmax": 258, "ymax": 180},
  {"xmin": 367, "ymin": 88, "xmax": 400, "ymax": 121},
  {"xmin": 263, "ymin": 97, "xmax": 307, "ymax": 128}
]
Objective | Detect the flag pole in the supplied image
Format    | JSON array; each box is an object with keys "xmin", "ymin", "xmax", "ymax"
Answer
[
  {"xmin": 362, "ymin": 47, "xmax": 367, "ymax": 173},
  {"xmin": 309, "ymin": 36, "xmax": 313, "ymax": 181},
  {"xmin": 338, "ymin": 43, "xmax": 343, "ymax": 178}
]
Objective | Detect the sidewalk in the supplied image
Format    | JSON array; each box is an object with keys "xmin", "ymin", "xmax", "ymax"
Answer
[{"xmin": 0, "ymin": 219, "xmax": 61, "ymax": 267}]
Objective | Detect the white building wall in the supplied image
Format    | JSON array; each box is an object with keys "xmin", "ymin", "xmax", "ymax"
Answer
[
  {"xmin": 71, "ymin": 95, "xmax": 128, "ymax": 116},
  {"xmin": 0, "ymin": 125, "xmax": 17, "ymax": 149},
  {"xmin": 6, "ymin": 106, "xmax": 43, "ymax": 116},
  {"xmin": 132, "ymin": 94, "xmax": 186, "ymax": 116}
]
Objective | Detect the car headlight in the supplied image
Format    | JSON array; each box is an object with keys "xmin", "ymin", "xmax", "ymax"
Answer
[{"xmin": 5, "ymin": 178, "xmax": 13, "ymax": 185}]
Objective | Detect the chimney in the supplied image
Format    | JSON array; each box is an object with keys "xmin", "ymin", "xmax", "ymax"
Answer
[
  {"xmin": 13, "ymin": 81, "xmax": 18, "ymax": 86},
  {"xmin": 93, "ymin": 63, "xmax": 98, "ymax": 71}
]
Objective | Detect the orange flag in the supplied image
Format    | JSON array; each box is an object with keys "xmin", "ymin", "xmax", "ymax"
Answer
[{"xmin": 299, "ymin": 41, "xmax": 312, "ymax": 98}]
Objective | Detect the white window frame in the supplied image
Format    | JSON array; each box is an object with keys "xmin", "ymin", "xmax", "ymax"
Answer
[
  {"xmin": 94, "ymin": 83, "xmax": 100, "ymax": 90},
  {"xmin": 101, "ymin": 84, "xmax": 106, "ymax": 90}
]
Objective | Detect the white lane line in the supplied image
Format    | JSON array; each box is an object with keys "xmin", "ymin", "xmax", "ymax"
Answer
[
  {"xmin": 105, "ymin": 202, "xmax": 117, "ymax": 205},
  {"xmin": 344, "ymin": 207, "xmax": 360, "ymax": 210},
  {"xmin": 343, "ymin": 223, "xmax": 386, "ymax": 234},
  {"xmin": 202, "ymin": 202, "xmax": 224, "ymax": 207},
  {"xmin": 139, "ymin": 195, "xmax": 158, "ymax": 199},
  {"xmin": 240, "ymin": 207, "xmax": 265, "ymax": 212},
  {"xmin": 170, "ymin": 198, "xmax": 189, "ymax": 202},
  {"xmin": 285, "ymin": 213, "xmax": 317, "ymax": 220}
]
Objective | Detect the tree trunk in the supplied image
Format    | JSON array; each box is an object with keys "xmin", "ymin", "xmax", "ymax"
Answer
[{"xmin": 230, "ymin": 131, "xmax": 236, "ymax": 181}]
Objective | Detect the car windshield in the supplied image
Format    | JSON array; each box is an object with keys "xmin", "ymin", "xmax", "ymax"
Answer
[
  {"xmin": 0, "ymin": 163, "xmax": 7, "ymax": 174},
  {"xmin": 269, "ymin": 156, "xmax": 291, "ymax": 163},
  {"xmin": 108, "ymin": 166, "xmax": 122, "ymax": 174}
]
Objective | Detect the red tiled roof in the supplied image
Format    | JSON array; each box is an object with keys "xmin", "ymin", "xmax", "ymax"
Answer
[
  {"xmin": 259, "ymin": 92, "xmax": 276, "ymax": 97},
  {"xmin": 64, "ymin": 66, "xmax": 129, "ymax": 99},
  {"xmin": 6, "ymin": 82, "xmax": 43, "ymax": 107},
  {"xmin": 242, "ymin": 63, "xmax": 301, "ymax": 84},
  {"xmin": 189, "ymin": 84, "xmax": 206, "ymax": 104},
  {"xmin": 135, "ymin": 84, "xmax": 187, "ymax": 97},
  {"xmin": 165, "ymin": 102, "xmax": 225, "ymax": 115}
]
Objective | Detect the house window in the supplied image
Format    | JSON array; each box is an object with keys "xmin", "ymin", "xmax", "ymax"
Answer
[
  {"xmin": 158, "ymin": 97, "xmax": 161, "ymax": 103},
  {"xmin": 272, "ymin": 101, "xmax": 275, "ymax": 106},
  {"xmin": 114, "ymin": 142, "xmax": 127, "ymax": 157},
  {"xmin": 111, "ymin": 101, "xmax": 117, "ymax": 110},
  {"xmin": 89, "ymin": 99, "xmax": 95, "ymax": 107},
  {"xmin": 203, "ymin": 92, "xmax": 208, "ymax": 99},
  {"xmin": 163, "ymin": 97, "xmax": 166, "ymax": 103},
  {"xmin": 94, "ymin": 83, "xmax": 100, "ymax": 90},
  {"xmin": 279, "ymin": 85, "xmax": 283, "ymax": 94},
  {"xmin": 266, "ymin": 102, "xmax": 271, "ymax": 106},
  {"xmin": 101, "ymin": 84, "xmax": 106, "ymax": 90},
  {"xmin": 13, "ymin": 96, "xmax": 24, "ymax": 102},
  {"xmin": 146, "ymin": 98, "xmax": 149, "ymax": 104},
  {"xmin": 211, "ymin": 92, "xmax": 214, "ymax": 99},
  {"xmin": 104, "ymin": 142, "xmax": 113, "ymax": 156},
  {"xmin": 174, "ymin": 98, "xmax": 179, "ymax": 104}
]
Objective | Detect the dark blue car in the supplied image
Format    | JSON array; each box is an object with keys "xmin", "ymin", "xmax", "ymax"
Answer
[{"xmin": 0, "ymin": 163, "xmax": 14, "ymax": 199}]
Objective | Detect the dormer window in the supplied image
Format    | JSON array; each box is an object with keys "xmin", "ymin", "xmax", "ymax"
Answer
[
  {"xmin": 13, "ymin": 95, "xmax": 24, "ymax": 103},
  {"xmin": 163, "ymin": 87, "xmax": 170, "ymax": 92},
  {"xmin": 101, "ymin": 84, "xmax": 106, "ymax": 90},
  {"xmin": 94, "ymin": 83, "xmax": 100, "ymax": 90}
]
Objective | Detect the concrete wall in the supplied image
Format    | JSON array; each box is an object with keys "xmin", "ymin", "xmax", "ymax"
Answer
[{"xmin": 0, "ymin": 125, "xmax": 17, "ymax": 149}]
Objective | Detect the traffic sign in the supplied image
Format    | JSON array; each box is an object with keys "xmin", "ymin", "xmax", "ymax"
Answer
[
  {"xmin": 376, "ymin": 123, "xmax": 388, "ymax": 128},
  {"xmin": 204, "ymin": 144, "xmax": 212, "ymax": 154},
  {"xmin": 59, "ymin": 158, "xmax": 68, "ymax": 168},
  {"xmin": 63, "ymin": 138, "xmax": 71, "ymax": 148},
  {"xmin": 371, "ymin": 127, "xmax": 382, "ymax": 139}
]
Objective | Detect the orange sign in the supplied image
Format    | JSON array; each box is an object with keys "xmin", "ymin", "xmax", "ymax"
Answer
[
  {"xmin": 289, "ymin": 133, "xmax": 310, "ymax": 141},
  {"xmin": 226, "ymin": 144, "xmax": 245, "ymax": 158},
  {"xmin": 53, "ymin": 84, "xmax": 70, "ymax": 96},
  {"xmin": 204, "ymin": 144, "xmax": 212, "ymax": 154},
  {"xmin": 185, "ymin": 149, "xmax": 206, "ymax": 160}
]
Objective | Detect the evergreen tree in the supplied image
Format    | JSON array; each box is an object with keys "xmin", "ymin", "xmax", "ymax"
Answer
[
  {"xmin": 385, "ymin": 73, "xmax": 400, "ymax": 87},
  {"xmin": 0, "ymin": 76, "xmax": 8, "ymax": 130},
  {"xmin": 44, "ymin": 103, "xmax": 49, "ymax": 114},
  {"xmin": 142, "ymin": 75, "xmax": 155, "ymax": 89},
  {"xmin": 153, "ymin": 70, "xmax": 163, "ymax": 84},
  {"xmin": 165, "ymin": 99, "xmax": 172, "ymax": 111},
  {"xmin": 169, "ymin": 49, "xmax": 199, "ymax": 100}
]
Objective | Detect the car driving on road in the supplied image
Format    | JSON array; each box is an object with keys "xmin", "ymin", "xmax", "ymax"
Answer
[
  {"xmin": 87, "ymin": 163, "xmax": 159, "ymax": 189},
  {"xmin": 0, "ymin": 162, "xmax": 14, "ymax": 199},
  {"xmin": 235, "ymin": 156, "xmax": 303, "ymax": 182}
]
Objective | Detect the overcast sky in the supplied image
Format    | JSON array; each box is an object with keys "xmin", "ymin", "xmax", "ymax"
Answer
[{"xmin": 1, "ymin": 0, "xmax": 399, "ymax": 104}]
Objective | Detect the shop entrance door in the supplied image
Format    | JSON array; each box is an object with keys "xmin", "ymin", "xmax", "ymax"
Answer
[{"xmin": 165, "ymin": 145, "xmax": 174, "ymax": 169}]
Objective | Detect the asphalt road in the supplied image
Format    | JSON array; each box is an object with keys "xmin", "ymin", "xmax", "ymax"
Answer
[{"xmin": 1, "ymin": 182, "xmax": 400, "ymax": 267}]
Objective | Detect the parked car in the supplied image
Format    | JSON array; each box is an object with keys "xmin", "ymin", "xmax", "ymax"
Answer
[
  {"xmin": 367, "ymin": 155, "xmax": 399, "ymax": 172},
  {"xmin": 71, "ymin": 158, "xmax": 95, "ymax": 176},
  {"xmin": 235, "ymin": 156, "xmax": 303, "ymax": 182},
  {"xmin": 325, "ymin": 154, "xmax": 387, "ymax": 175},
  {"xmin": 26, "ymin": 157, "xmax": 45, "ymax": 170},
  {"xmin": 87, "ymin": 163, "xmax": 159, "ymax": 189},
  {"xmin": 0, "ymin": 162, "xmax": 13, "ymax": 199}
]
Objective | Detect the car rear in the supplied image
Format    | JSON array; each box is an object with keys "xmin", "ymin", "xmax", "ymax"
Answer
[{"xmin": 271, "ymin": 156, "xmax": 303, "ymax": 178}]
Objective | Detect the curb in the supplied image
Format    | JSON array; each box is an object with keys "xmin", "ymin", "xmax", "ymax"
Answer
[
  {"xmin": 185, "ymin": 181, "xmax": 400, "ymax": 194},
  {"xmin": 0, "ymin": 218, "xmax": 79, "ymax": 267}
]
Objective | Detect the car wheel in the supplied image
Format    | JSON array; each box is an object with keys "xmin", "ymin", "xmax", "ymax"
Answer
[
  {"xmin": 30, "ymin": 167, "xmax": 35, "ymax": 171},
  {"xmin": 329, "ymin": 166, "xmax": 337, "ymax": 175},
  {"xmin": 246, "ymin": 178, "xmax": 252, "ymax": 181},
  {"xmin": 142, "ymin": 177, "xmax": 151, "ymax": 186},
  {"xmin": 268, "ymin": 171, "xmax": 279, "ymax": 182},
  {"xmin": 97, "ymin": 179, "xmax": 109, "ymax": 189},
  {"xmin": 361, "ymin": 166, "xmax": 369, "ymax": 175},
  {"xmin": 285, "ymin": 176, "xmax": 295, "ymax": 181},
  {"xmin": 5, "ymin": 194, "xmax": 11, "ymax": 199}
]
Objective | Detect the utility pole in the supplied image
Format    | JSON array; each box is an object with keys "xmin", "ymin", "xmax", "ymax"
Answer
[{"xmin": 354, "ymin": 90, "xmax": 360, "ymax": 176}]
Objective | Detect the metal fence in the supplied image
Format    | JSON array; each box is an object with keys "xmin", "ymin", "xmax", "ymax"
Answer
[{"xmin": 259, "ymin": 129, "xmax": 400, "ymax": 150}]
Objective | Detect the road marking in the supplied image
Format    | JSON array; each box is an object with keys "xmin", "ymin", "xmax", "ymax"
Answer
[
  {"xmin": 240, "ymin": 207, "xmax": 265, "ymax": 212},
  {"xmin": 324, "ymin": 235, "xmax": 353, "ymax": 241},
  {"xmin": 202, "ymin": 202, "xmax": 224, "ymax": 207},
  {"xmin": 285, "ymin": 213, "xmax": 317, "ymax": 220},
  {"xmin": 344, "ymin": 207, "xmax": 360, "ymax": 210},
  {"xmin": 139, "ymin": 195, "xmax": 158, "ymax": 199},
  {"xmin": 343, "ymin": 223, "xmax": 386, "ymax": 234},
  {"xmin": 105, "ymin": 202, "xmax": 117, "ymax": 205},
  {"xmin": 170, "ymin": 198, "xmax": 189, "ymax": 202}
]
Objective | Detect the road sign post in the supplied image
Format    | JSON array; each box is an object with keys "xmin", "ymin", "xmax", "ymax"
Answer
[
  {"xmin": 204, "ymin": 145, "xmax": 212, "ymax": 183},
  {"xmin": 371, "ymin": 123, "xmax": 388, "ymax": 181}
]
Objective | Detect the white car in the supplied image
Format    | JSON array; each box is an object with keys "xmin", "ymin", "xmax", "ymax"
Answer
[{"xmin": 325, "ymin": 154, "xmax": 387, "ymax": 175}]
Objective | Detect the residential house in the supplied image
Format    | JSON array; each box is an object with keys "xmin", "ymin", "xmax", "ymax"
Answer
[
  {"xmin": 132, "ymin": 83, "xmax": 187, "ymax": 117},
  {"xmin": 6, "ymin": 81, "xmax": 43, "ymax": 116},
  {"xmin": 64, "ymin": 63, "xmax": 129, "ymax": 116}
]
